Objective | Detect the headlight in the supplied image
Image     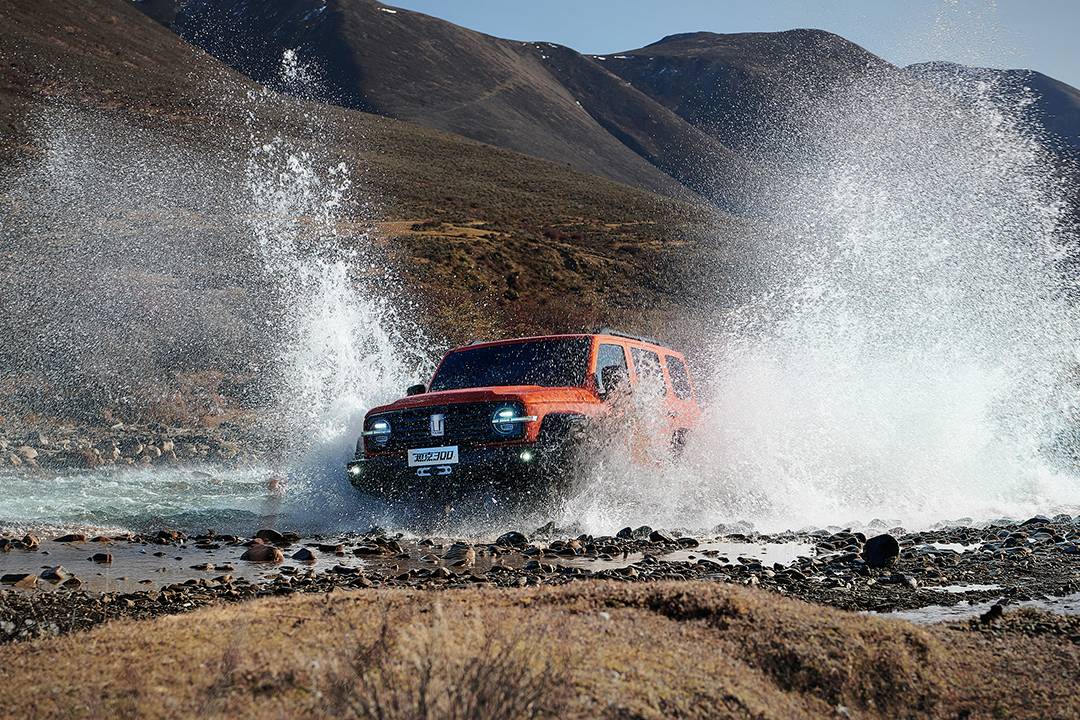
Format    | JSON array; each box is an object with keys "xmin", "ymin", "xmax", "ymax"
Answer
[
  {"xmin": 491, "ymin": 404, "xmax": 537, "ymax": 437},
  {"xmin": 363, "ymin": 417, "xmax": 392, "ymax": 446}
]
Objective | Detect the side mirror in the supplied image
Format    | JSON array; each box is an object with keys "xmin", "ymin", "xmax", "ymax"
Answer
[
  {"xmin": 406, "ymin": 383, "xmax": 427, "ymax": 396},
  {"xmin": 598, "ymin": 366, "xmax": 627, "ymax": 399}
]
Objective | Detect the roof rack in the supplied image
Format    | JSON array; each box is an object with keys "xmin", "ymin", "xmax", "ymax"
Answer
[{"xmin": 593, "ymin": 326, "xmax": 662, "ymax": 346}]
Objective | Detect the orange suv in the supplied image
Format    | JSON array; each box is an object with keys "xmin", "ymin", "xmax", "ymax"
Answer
[{"xmin": 346, "ymin": 329, "xmax": 700, "ymax": 501}]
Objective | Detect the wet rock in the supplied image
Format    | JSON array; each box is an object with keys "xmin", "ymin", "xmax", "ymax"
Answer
[
  {"xmin": 443, "ymin": 543, "xmax": 476, "ymax": 567},
  {"xmin": 1, "ymin": 573, "xmax": 37, "ymax": 588},
  {"xmin": 352, "ymin": 545, "xmax": 384, "ymax": 556},
  {"xmin": 616, "ymin": 527, "xmax": 634, "ymax": 540},
  {"xmin": 291, "ymin": 547, "xmax": 317, "ymax": 562},
  {"xmin": 254, "ymin": 529, "xmax": 285, "ymax": 544},
  {"xmin": 240, "ymin": 544, "xmax": 284, "ymax": 563},
  {"xmin": 862, "ymin": 534, "xmax": 901, "ymax": 568},
  {"xmin": 495, "ymin": 531, "xmax": 529, "ymax": 548},
  {"xmin": 649, "ymin": 529, "xmax": 675, "ymax": 544},
  {"xmin": 15, "ymin": 446, "xmax": 38, "ymax": 461},
  {"xmin": 40, "ymin": 566, "xmax": 67, "ymax": 582},
  {"xmin": 330, "ymin": 564, "xmax": 359, "ymax": 575},
  {"xmin": 20, "ymin": 533, "xmax": 39, "ymax": 550},
  {"xmin": 317, "ymin": 543, "xmax": 345, "ymax": 555},
  {"xmin": 54, "ymin": 533, "xmax": 87, "ymax": 543},
  {"xmin": 533, "ymin": 521, "xmax": 556, "ymax": 537},
  {"xmin": 980, "ymin": 603, "xmax": 1006, "ymax": 624},
  {"xmin": 91, "ymin": 553, "xmax": 113, "ymax": 564}
]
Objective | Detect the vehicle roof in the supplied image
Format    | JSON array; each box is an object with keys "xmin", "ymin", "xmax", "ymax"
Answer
[{"xmin": 452, "ymin": 333, "xmax": 683, "ymax": 355}]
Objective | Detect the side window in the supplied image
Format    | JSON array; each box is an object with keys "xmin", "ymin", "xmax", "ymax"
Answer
[
  {"xmin": 630, "ymin": 348, "xmax": 664, "ymax": 396},
  {"xmin": 666, "ymin": 355, "xmax": 692, "ymax": 400},
  {"xmin": 595, "ymin": 343, "xmax": 628, "ymax": 395}
]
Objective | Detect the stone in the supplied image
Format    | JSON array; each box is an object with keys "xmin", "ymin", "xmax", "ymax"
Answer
[
  {"xmin": 255, "ymin": 528, "xmax": 285, "ymax": 544},
  {"xmin": 862, "ymin": 534, "xmax": 901, "ymax": 568},
  {"xmin": 92, "ymin": 552, "xmax": 113, "ymax": 564},
  {"xmin": 291, "ymin": 548, "xmax": 317, "ymax": 563},
  {"xmin": 40, "ymin": 566, "xmax": 67, "ymax": 582},
  {"xmin": 616, "ymin": 527, "xmax": 634, "ymax": 540},
  {"xmin": 15, "ymin": 446, "xmax": 38, "ymax": 461},
  {"xmin": 241, "ymin": 544, "xmax": 284, "ymax": 563},
  {"xmin": 7, "ymin": 454, "xmax": 21, "ymax": 467},
  {"xmin": 54, "ymin": 533, "xmax": 87, "ymax": 543},
  {"xmin": 20, "ymin": 533, "xmax": 39, "ymax": 549},
  {"xmin": 317, "ymin": 543, "xmax": 345, "ymax": 555},
  {"xmin": 495, "ymin": 531, "xmax": 528, "ymax": 548},
  {"xmin": 1, "ymin": 573, "xmax": 37, "ymax": 588},
  {"xmin": 330, "ymin": 564, "xmax": 359, "ymax": 575},
  {"xmin": 648, "ymin": 529, "xmax": 675, "ymax": 544},
  {"xmin": 444, "ymin": 543, "xmax": 475, "ymax": 567}
]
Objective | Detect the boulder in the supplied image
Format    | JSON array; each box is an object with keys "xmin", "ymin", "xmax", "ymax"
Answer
[
  {"xmin": 40, "ymin": 566, "xmax": 67, "ymax": 582},
  {"xmin": 616, "ymin": 527, "xmax": 634, "ymax": 540},
  {"xmin": 1, "ymin": 573, "xmax": 37, "ymax": 588},
  {"xmin": 648, "ymin": 529, "xmax": 676, "ymax": 544},
  {"xmin": 444, "ymin": 543, "xmax": 476, "ymax": 567},
  {"xmin": 291, "ymin": 548, "xmax": 317, "ymax": 563},
  {"xmin": 241, "ymin": 544, "xmax": 284, "ymax": 563},
  {"xmin": 862, "ymin": 534, "xmax": 901, "ymax": 568},
  {"xmin": 91, "ymin": 553, "xmax": 113, "ymax": 564},
  {"xmin": 495, "ymin": 531, "xmax": 528, "ymax": 548},
  {"xmin": 255, "ymin": 528, "xmax": 285, "ymax": 544},
  {"xmin": 54, "ymin": 533, "xmax": 87, "ymax": 543},
  {"xmin": 15, "ymin": 446, "xmax": 37, "ymax": 461}
]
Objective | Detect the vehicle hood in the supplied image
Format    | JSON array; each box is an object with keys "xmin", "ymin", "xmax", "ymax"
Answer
[{"xmin": 366, "ymin": 386, "xmax": 592, "ymax": 415}]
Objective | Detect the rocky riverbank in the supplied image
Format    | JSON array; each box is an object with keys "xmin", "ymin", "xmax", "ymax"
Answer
[
  {"xmin": 2, "ymin": 514, "xmax": 1078, "ymax": 643},
  {"xmin": 0, "ymin": 418, "xmax": 269, "ymax": 470}
]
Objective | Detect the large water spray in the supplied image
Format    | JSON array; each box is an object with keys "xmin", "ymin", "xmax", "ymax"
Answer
[{"xmin": 565, "ymin": 63, "xmax": 1080, "ymax": 533}]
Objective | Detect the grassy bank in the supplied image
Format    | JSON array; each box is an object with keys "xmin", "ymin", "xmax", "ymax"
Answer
[{"xmin": 3, "ymin": 580, "xmax": 1077, "ymax": 719}]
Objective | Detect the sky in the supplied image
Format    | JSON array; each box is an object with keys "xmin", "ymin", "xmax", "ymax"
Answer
[{"xmin": 386, "ymin": 0, "xmax": 1080, "ymax": 89}]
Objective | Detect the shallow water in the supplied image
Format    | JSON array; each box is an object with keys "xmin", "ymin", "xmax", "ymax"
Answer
[{"xmin": 881, "ymin": 592, "xmax": 1080, "ymax": 624}]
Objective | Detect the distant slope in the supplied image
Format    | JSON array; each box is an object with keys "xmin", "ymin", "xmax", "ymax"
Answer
[{"xmin": 598, "ymin": 30, "xmax": 892, "ymax": 151}]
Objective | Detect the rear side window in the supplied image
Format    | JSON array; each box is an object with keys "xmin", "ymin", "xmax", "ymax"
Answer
[
  {"xmin": 595, "ymin": 343, "xmax": 628, "ymax": 395},
  {"xmin": 666, "ymin": 355, "xmax": 693, "ymax": 400},
  {"xmin": 630, "ymin": 348, "xmax": 664, "ymax": 396}
]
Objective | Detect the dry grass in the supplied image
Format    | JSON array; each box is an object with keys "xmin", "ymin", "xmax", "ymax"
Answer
[{"xmin": 0, "ymin": 581, "xmax": 1077, "ymax": 720}]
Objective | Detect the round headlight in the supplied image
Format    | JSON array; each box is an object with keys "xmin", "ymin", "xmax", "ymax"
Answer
[
  {"xmin": 369, "ymin": 418, "xmax": 391, "ymax": 445},
  {"xmin": 491, "ymin": 405, "xmax": 519, "ymax": 436}
]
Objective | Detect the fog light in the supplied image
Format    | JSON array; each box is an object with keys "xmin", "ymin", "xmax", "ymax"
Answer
[
  {"xmin": 348, "ymin": 465, "xmax": 362, "ymax": 476},
  {"xmin": 519, "ymin": 450, "xmax": 534, "ymax": 463}
]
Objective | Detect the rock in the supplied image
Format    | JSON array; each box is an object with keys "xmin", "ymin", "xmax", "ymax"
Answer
[
  {"xmin": 980, "ymin": 603, "xmax": 1005, "ymax": 624},
  {"xmin": 91, "ymin": 553, "xmax": 113, "ymax": 564},
  {"xmin": 862, "ymin": 534, "xmax": 901, "ymax": 568},
  {"xmin": 533, "ymin": 521, "xmax": 556, "ymax": 537},
  {"xmin": 1, "ymin": 573, "xmax": 37, "ymax": 588},
  {"xmin": 444, "ymin": 543, "xmax": 476, "ymax": 567},
  {"xmin": 352, "ymin": 545, "xmax": 384, "ymax": 556},
  {"xmin": 54, "ymin": 533, "xmax": 87, "ymax": 543},
  {"xmin": 254, "ymin": 528, "xmax": 285, "ymax": 544},
  {"xmin": 648, "ymin": 529, "xmax": 676, "ymax": 544},
  {"xmin": 291, "ymin": 548, "xmax": 317, "ymax": 563},
  {"xmin": 27, "ymin": 431, "xmax": 49, "ymax": 447},
  {"xmin": 40, "ymin": 566, "xmax": 67, "ymax": 582},
  {"xmin": 495, "ymin": 531, "xmax": 528, "ymax": 548},
  {"xmin": 15, "ymin": 446, "xmax": 38, "ymax": 460},
  {"xmin": 7, "ymin": 454, "xmax": 21, "ymax": 467},
  {"xmin": 317, "ymin": 543, "xmax": 345, "ymax": 555},
  {"xmin": 20, "ymin": 533, "xmax": 39, "ymax": 549},
  {"xmin": 616, "ymin": 527, "xmax": 634, "ymax": 540},
  {"xmin": 330, "ymin": 564, "xmax": 359, "ymax": 575},
  {"xmin": 676, "ymin": 537, "xmax": 700, "ymax": 548},
  {"xmin": 241, "ymin": 544, "xmax": 284, "ymax": 563}
]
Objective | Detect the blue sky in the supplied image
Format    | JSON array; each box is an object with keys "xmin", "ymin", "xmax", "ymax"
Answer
[{"xmin": 387, "ymin": 0, "xmax": 1080, "ymax": 88}]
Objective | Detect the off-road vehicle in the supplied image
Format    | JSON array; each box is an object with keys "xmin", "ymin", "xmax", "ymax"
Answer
[{"xmin": 346, "ymin": 329, "xmax": 700, "ymax": 501}]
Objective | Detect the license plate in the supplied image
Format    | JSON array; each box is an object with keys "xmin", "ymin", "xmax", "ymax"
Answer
[{"xmin": 407, "ymin": 446, "xmax": 459, "ymax": 467}]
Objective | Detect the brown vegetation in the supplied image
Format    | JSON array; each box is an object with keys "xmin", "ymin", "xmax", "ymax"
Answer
[{"xmin": 1, "ymin": 581, "xmax": 1077, "ymax": 719}]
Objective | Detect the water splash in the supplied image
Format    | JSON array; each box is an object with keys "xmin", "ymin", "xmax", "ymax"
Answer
[{"xmin": 565, "ymin": 63, "xmax": 1080, "ymax": 534}]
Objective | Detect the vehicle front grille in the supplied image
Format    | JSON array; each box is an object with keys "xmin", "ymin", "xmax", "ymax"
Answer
[{"xmin": 366, "ymin": 402, "xmax": 515, "ymax": 452}]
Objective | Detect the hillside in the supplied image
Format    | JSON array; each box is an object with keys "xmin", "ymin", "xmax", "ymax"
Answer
[{"xmin": 0, "ymin": 0, "xmax": 742, "ymax": 431}]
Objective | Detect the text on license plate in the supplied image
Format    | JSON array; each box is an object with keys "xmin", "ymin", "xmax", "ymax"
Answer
[{"xmin": 407, "ymin": 446, "xmax": 459, "ymax": 467}]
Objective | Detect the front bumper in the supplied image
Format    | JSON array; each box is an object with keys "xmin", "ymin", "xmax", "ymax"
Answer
[{"xmin": 345, "ymin": 442, "xmax": 569, "ymax": 501}]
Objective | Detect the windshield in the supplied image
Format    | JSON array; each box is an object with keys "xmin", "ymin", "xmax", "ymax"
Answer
[{"xmin": 429, "ymin": 338, "xmax": 591, "ymax": 391}]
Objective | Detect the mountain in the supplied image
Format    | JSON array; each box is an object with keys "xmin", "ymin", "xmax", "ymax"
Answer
[
  {"xmin": 907, "ymin": 62, "xmax": 1080, "ymax": 153},
  {"xmin": 596, "ymin": 30, "xmax": 890, "ymax": 151},
  {"xmin": 1, "ymin": 0, "xmax": 739, "ymax": 429}
]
